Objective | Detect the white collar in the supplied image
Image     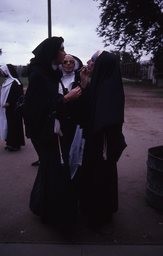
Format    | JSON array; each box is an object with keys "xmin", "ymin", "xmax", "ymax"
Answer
[{"xmin": 62, "ymin": 70, "xmax": 75, "ymax": 76}]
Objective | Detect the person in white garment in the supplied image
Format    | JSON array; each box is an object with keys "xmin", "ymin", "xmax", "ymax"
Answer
[
  {"xmin": 58, "ymin": 54, "xmax": 84, "ymax": 173},
  {"xmin": 0, "ymin": 64, "xmax": 25, "ymax": 151}
]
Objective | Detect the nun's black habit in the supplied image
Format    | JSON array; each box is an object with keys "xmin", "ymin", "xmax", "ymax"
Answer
[
  {"xmin": 5, "ymin": 81, "xmax": 25, "ymax": 149},
  {"xmin": 78, "ymin": 51, "xmax": 127, "ymax": 226},
  {"xmin": 0, "ymin": 64, "xmax": 25, "ymax": 150},
  {"xmin": 23, "ymin": 37, "xmax": 76, "ymax": 227}
]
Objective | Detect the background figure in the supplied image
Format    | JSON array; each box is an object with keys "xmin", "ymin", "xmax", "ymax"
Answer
[
  {"xmin": 78, "ymin": 51, "xmax": 127, "ymax": 228},
  {"xmin": 0, "ymin": 64, "xmax": 25, "ymax": 151},
  {"xmin": 23, "ymin": 37, "xmax": 81, "ymax": 229},
  {"xmin": 59, "ymin": 54, "xmax": 83, "ymax": 165}
]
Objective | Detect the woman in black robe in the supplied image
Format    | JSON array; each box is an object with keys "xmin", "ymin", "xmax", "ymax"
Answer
[
  {"xmin": 23, "ymin": 36, "xmax": 81, "ymax": 229},
  {"xmin": 0, "ymin": 64, "xmax": 25, "ymax": 151},
  {"xmin": 78, "ymin": 51, "xmax": 127, "ymax": 227},
  {"xmin": 31, "ymin": 55, "xmax": 83, "ymax": 167}
]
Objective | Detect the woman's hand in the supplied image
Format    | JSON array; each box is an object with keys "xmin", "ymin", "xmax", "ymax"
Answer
[
  {"xmin": 80, "ymin": 66, "xmax": 91, "ymax": 89},
  {"xmin": 64, "ymin": 86, "xmax": 82, "ymax": 102}
]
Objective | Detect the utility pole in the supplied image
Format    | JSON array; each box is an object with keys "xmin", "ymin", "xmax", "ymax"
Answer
[{"xmin": 47, "ymin": 0, "xmax": 52, "ymax": 38}]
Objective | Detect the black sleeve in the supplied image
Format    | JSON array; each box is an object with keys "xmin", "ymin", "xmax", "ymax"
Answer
[
  {"xmin": 7, "ymin": 81, "xmax": 24, "ymax": 109},
  {"xmin": 72, "ymin": 87, "xmax": 91, "ymax": 128},
  {"xmin": 23, "ymin": 72, "xmax": 64, "ymax": 140}
]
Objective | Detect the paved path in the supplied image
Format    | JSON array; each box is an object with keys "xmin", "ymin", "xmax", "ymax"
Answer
[{"xmin": 0, "ymin": 84, "xmax": 163, "ymax": 255}]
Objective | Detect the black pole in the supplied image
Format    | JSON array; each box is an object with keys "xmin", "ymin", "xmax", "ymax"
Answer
[{"xmin": 47, "ymin": 0, "xmax": 52, "ymax": 38}]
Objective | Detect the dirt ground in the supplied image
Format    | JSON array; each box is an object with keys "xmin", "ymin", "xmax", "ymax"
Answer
[{"xmin": 0, "ymin": 83, "xmax": 163, "ymax": 245}]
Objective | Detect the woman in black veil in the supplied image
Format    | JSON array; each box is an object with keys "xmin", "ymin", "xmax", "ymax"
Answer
[
  {"xmin": 78, "ymin": 50, "xmax": 127, "ymax": 228},
  {"xmin": 23, "ymin": 37, "xmax": 81, "ymax": 229}
]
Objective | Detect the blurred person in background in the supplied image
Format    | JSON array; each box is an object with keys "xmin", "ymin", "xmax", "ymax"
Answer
[{"xmin": 0, "ymin": 64, "xmax": 25, "ymax": 151}]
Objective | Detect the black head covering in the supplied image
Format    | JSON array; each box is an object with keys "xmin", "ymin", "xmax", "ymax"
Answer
[
  {"xmin": 30, "ymin": 36, "xmax": 64, "ymax": 74},
  {"xmin": 7, "ymin": 64, "xmax": 19, "ymax": 79},
  {"xmin": 6, "ymin": 64, "xmax": 22, "ymax": 85},
  {"xmin": 72, "ymin": 55, "xmax": 83, "ymax": 71},
  {"xmin": 89, "ymin": 51, "xmax": 125, "ymax": 133}
]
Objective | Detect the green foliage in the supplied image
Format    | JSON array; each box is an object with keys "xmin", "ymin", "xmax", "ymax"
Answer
[
  {"xmin": 94, "ymin": 0, "xmax": 163, "ymax": 56},
  {"xmin": 152, "ymin": 46, "xmax": 163, "ymax": 78},
  {"xmin": 111, "ymin": 50, "xmax": 138, "ymax": 63}
]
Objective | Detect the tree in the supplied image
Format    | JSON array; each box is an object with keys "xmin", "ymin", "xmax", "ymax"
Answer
[
  {"xmin": 153, "ymin": 46, "xmax": 163, "ymax": 78},
  {"xmin": 111, "ymin": 50, "xmax": 138, "ymax": 63},
  {"xmin": 94, "ymin": 0, "xmax": 163, "ymax": 59}
]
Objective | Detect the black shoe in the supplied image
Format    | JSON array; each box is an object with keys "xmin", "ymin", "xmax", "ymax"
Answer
[{"xmin": 31, "ymin": 160, "xmax": 40, "ymax": 166}]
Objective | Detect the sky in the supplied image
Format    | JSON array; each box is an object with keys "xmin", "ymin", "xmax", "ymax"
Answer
[
  {"xmin": 0, "ymin": 0, "xmax": 111, "ymax": 66},
  {"xmin": 0, "ymin": 0, "xmax": 151, "ymax": 66}
]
